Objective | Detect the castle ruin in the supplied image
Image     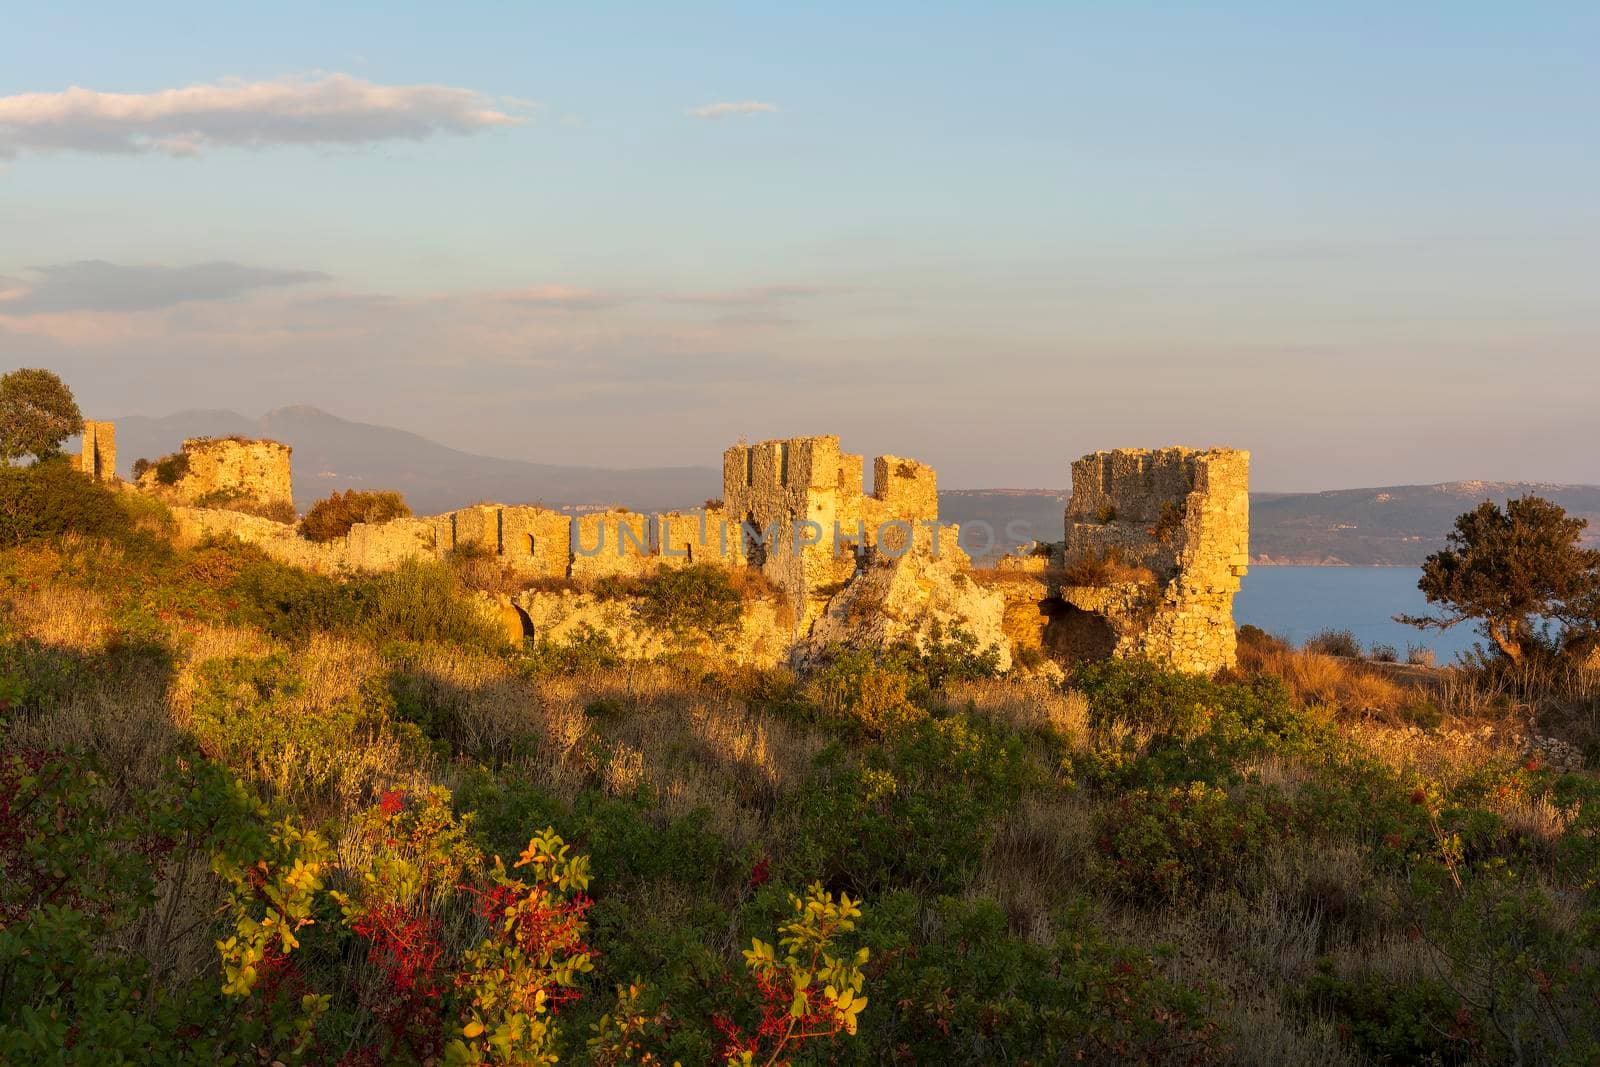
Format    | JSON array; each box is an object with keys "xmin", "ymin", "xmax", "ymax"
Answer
[{"xmin": 88, "ymin": 416, "xmax": 1251, "ymax": 674}]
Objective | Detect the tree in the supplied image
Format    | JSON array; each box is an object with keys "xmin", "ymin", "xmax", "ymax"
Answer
[
  {"xmin": 1399, "ymin": 495, "xmax": 1600, "ymax": 663},
  {"xmin": 0, "ymin": 368, "xmax": 84, "ymax": 463}
]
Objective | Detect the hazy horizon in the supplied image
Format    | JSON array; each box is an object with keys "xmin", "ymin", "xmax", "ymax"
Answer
[
  {"xmin": 108, "ymin": 401, "xmax": 1600, "ymax": 496},
  {"xmin": 6, "ymin": 4, "xmax": 1599, "ymax": 490}
]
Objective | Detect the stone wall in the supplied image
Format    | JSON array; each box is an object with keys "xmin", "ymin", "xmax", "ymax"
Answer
[
  {"xmin": 722, "ymin": 435, "xmax": 951, "ymax": 628},
  {"xmin": 655, "ymin": 506, "xmax": 738, "ymax": 565},
  {"xmin": 133, "ymin": 426, "xmax": 1249, "ymax": 675},
  {"xmin": 139, "ymin": 437, "xmax": 294, "ymax": 512},
  {"xmin": 512, "ymin": 587, "xmax": 791, "ymax": 668},
  {"xmin": 1059, "ymin": 447, "xmax": 1250, "ymax": 673},
  {"xmin": 75, "ymin": 421, "xmax": 117, "ymax": 482}
]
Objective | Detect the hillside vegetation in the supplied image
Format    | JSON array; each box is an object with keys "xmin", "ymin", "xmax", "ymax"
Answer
[{"xmin": 4, "ymin": 464, "xmax": 1600, "ymax": 1065}]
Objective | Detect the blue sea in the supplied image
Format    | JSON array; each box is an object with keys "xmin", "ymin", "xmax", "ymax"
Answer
[{"xmin": 1234, "ymin": 566, "xmax": 1480, "ymax": 662}]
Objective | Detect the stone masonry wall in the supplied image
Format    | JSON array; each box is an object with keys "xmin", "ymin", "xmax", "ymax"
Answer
[
  {"xmin": 75, "ymin": 421, "xmax": 117, "ymax": 482},
  {"xmin": 140, "ymin": 437, "xmax": 294, "ymax": 511},
  {"xmin": 722, "ymin": 436, "xmax": 948, "ymax": 629},
  {"xmin": 1061, "ymin": 447, "xmax": 1250, "ymax": 673}
]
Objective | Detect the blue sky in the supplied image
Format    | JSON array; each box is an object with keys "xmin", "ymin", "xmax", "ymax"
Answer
[{"xmin": 2, "ymin": 2, "xmax": 1597, "ymax": 490}]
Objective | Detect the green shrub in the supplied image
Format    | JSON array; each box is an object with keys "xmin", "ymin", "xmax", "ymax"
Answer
[
  {"xmin": 188, "ymin": 654, "xmax": 418, "ymax": 804},
  {"xmin": 361, "ymin": 558, "xmax": 506, "ymax": 651},
  {"xmin": 522, "ymin": 625, "xmax": 623, "ymax": 674},
  {"xmin": 1237, "ymin": 623, "xmax": 1288, "ymax": 652},
  {"xmin": 633, "ymin": 564, "xmax": 744, "ymax": 638},
  {"xmin": 192, "ymin": 487, "xmax": 296, "ymax": 524},
  {"xmin": 807, "ymin": 646, "xmax": 927, "ymax": 737},
  {"xmin": 786, "ymin": 713, "xmax": 1036, "ymax": 895},
  {"xmin": 300, "ymin": 489, "xmax": 412, "ymax": 543},
  {"xmin": 0, "ymin": 750, "xmax": 295, "ymax": 1063},
  {"xmin": 806, "ymin": 629, "xmax": 1002, "ymax": 738},
  {"xmin": 858, "ymin": 895, "xmax": 1221, "ymax": 1063},
  {"xmin": 1070, "ymin": 658, "xmax": 1322, "ymax": 789},
  {"xmin": 1092, "ymin": 780, "xmax": 1291, "ymax": 901},
  {"xmin": 0, "ymin": 458, "xmax": 133, "ymax": 545},
  {"xmin": 1305, "ymin": 628, "xmax": 1362, "ymax": 658},
  {"xmin": 153, "ymin": 450, "xmax": 190, "ymax": 485},
  {"xmin": 226, "ymin": 557, "xmax": 364, "ymax": 641},
  {"xmin": 1299, "ymin": 964, "xmax": 1472, "ymax": 1064}
]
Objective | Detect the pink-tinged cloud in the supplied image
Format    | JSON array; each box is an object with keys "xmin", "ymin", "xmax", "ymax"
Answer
[
  {"xmin": 686, "ymin": 100, "xmax": 778, "ymax": 120},
  {"xmin": 489, "ymin": 284, "xmax": 611, "ymax": 309},
  {"xmin": 666, "ymin": 284, "xmax": 848, "ymax": 306},
  {"xmin": 0, "ymin": 74, "xmax": 528, "ymax": 158}
]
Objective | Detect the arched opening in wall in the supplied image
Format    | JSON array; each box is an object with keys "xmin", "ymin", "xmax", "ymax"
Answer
[
  {"xmin": 1041, "ymin": 599, "xmax": 1118, "ymax": 665},
  {"xmin": 512, "ymin": 603, "xmax": 534, "ymax": 643}
]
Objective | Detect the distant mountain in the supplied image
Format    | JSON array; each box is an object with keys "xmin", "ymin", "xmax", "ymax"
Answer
[
  {"xmin": 113, "ymin": 406, "xmax": 720, "ymax": 514},
  {"xmin": 1249, "ymin": 482, "xmax": 1600, "ymax": 565},
  {"xmin": 938, "ymin": 483, "xmax": 1600, "ymax": 567}
]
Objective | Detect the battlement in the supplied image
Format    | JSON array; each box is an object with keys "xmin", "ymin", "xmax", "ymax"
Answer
[{"xmin": 722, "ymin": 435, "xmax": 946, "ymax": 626}]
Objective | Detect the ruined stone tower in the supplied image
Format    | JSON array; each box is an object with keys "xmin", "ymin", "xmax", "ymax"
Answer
[
  {"xmin": 139, "ymin": 437, "xmax": 295, "ymax": 514},
  {"xmin": 1057, "ymin": 447, "xmax": 1250, "ymax": 673},
  {"xmin": 722, "ymin": 435, "xmax": 941, "ymax": 628},
  {"xmin": 75, "ymin": 420, "xmax": 116, "ymax": 481}
]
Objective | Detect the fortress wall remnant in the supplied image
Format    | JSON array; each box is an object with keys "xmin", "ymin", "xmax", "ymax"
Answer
[
  {"xmin": 724, "ymin": 435, "xmax": 953, "ymax": 629},
  {"xmin": 654, "ymin": 506, "xmax": 737, "ymax": 565},
  {"xmin": 343, "ymin": 518, "xmax": 440, "ymax": 571},
  {"xmin": 140, "ymin": 437, "xmax": 294, "ymax": 511},
  {"xmin": 500, "ymin": 506, "xmax": 575, "ymax": 578},
  {"xmin": 1059, "ymin": 447, "xmax": 1249, "ymax": 673},
  {"xmin": 76, "ymin": 421, "xmax": 117, "ymax": 482},
  {"xmin": 570, "ymin": 509, "xmax": 654, "ymax": 579}
]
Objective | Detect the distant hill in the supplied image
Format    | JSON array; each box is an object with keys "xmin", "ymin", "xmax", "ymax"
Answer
[
  {"xmin": 1249, "ymin": 481, "xmax": 1600, "ymax": 565},
  {"xmin": 939, "ymin": 489, "xmax": 1067, "ymax": 563},
  {"xmin": 939, "ymin": 483, "xmax": 1600, "ymax": 566},
  {"xmin": 112, "ymin": 406, "xmax": 721, "ymax": 514}
]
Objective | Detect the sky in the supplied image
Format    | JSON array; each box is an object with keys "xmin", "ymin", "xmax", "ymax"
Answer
[{"xmin": 2, "ymin": 2, "xmax": 1597, "ymax": 492}]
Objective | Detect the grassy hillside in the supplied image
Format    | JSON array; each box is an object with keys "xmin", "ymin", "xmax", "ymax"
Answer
[{"xmin": 4, "ymin": 464, "xmax": 1600, "ymax": 1065}]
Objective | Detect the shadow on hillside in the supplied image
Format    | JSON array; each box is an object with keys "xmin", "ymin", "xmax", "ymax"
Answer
[{"xmin": 0, "ymin": 635, "xmax": 186, "ymax": 790}]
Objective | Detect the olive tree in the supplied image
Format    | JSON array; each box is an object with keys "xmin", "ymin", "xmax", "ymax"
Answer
[
  {"xmin": 0, "ymin": 368, "xmax": 84, "ymax": 463},
  {"xmin": 1400, "ymin": 495, "xmax": 1600, "ymax": 663}
]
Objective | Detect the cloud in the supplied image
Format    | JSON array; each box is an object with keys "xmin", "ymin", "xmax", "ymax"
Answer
[
  {"xmin": 488, "ymin": 284, "xmax": 612, "ymax": 310},
  {"xmin": 686, "ymin": 100, "xmax": 778, "ymax": 120},
  {"xmin": 0, "ymin": 260, "xmax": 328, "ymax": 313},
  {"xmin": 0, "ymin": 74, "xmax": 528, "ymax": 158},
  {"xmin": 666, "ymin": 284, "xmax": 848, "ymax": 306}
]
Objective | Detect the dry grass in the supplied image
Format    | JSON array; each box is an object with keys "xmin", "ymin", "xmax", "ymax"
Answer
[
  {"xmin": 521, "ymin": 666, "xmax": 830, "ymax": 850},
  {"xmin": 944, "ymin": 676, "xmax": 1089, "ymax": 745},
  {"xmin": 1059, "ymin": 548, "xmax": 1157, "ymax": 587},
  {"xmin": 1243, "ymin": 643, "xmax": 1410, "ymax": 718},
  {"xmin": 971, "ymin": 793, "xmax": 1096, "ymax": 945},
  {"xmin": 2, "ymin": 583, "xmax": 112, "ymax": 652}
]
